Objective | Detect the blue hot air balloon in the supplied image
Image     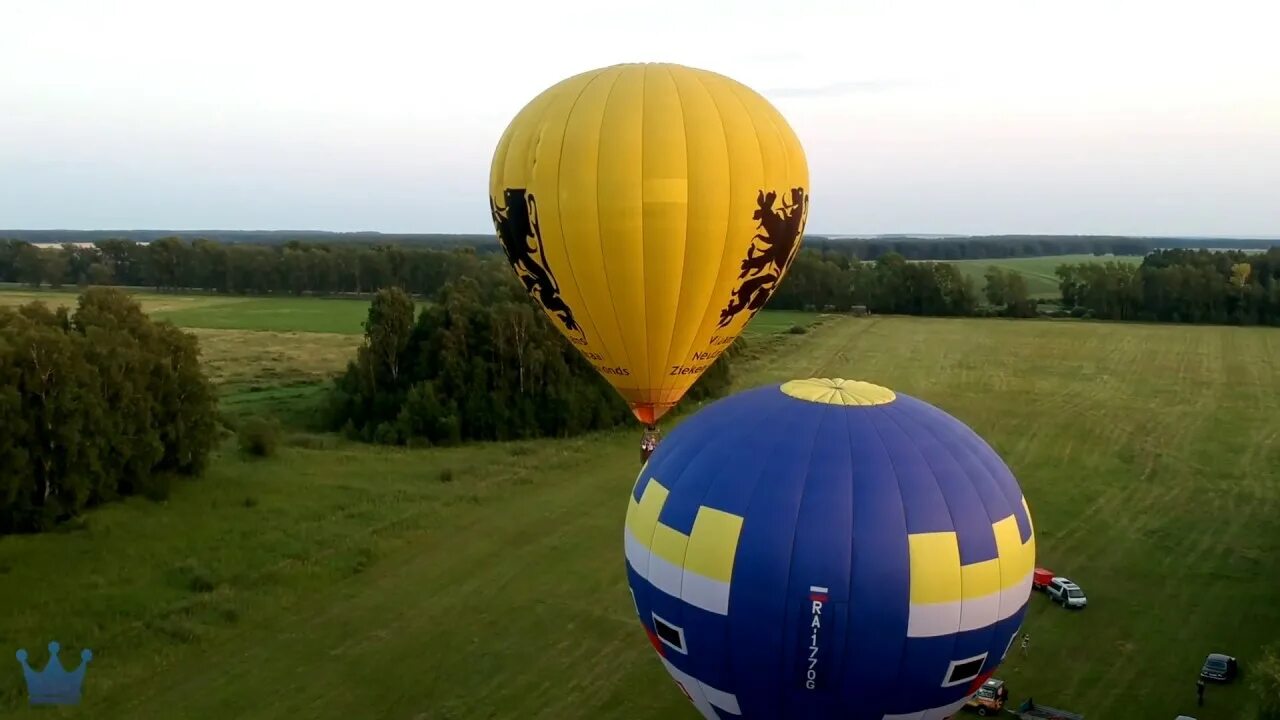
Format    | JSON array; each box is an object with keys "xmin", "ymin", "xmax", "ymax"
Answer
[{"xmin": 623, "ymin": 378, "xmax": 1036, "ymax": 719}]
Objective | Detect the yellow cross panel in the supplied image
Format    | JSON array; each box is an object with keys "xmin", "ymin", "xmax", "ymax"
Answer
[
  {"xmin": 625, "ymin": 478, "xmax": 744, "ymax": 584},
  {"xmin": 908, "ymin": 507, "xmax": 1036, "ymax": 604}
]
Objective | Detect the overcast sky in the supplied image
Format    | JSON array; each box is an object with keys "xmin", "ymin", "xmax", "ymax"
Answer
[{"xmin": 2, "ymin": 0, "xmax": 1277, "ymax": 236}]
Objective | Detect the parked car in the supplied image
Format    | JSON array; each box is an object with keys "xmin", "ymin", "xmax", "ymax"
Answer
[
  {"xmin": 1045, "ymin": 577, "xmax": 1087, "ymax": 608},
  {"xmin": 1200, "ymin": 653, "xmax": 1238, "ymax": 682},
  {"xmin": 962, "ymin": 677, "xmax": 1007, "ymax": 715}
]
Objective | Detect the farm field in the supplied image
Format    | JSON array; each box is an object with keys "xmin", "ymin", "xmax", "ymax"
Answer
[
  {"xmin": 2, "ymin": 302, "xmax": 1279, "ymax": 718},
  {"xmin": 0, "ymin": 286, "xmax": 372, "ymax": 334},
  {"xmin": 945, "ymin": 253, "xmax": 1144, "ymax": 298},
  {"xmin": 0, "ymin": 286, "xmax": 806, "ymax": 338}
]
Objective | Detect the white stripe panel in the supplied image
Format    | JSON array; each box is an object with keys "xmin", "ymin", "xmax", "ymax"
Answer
[
  {"xmin": 907, "ymin": 598, "xmax": 962, "ymax": 638},
  {"xmin": 625, "ymin": 529, "xmax": 650, "ymax": 575},
  {"xmin": 625, "ymin": 527, "xmax": 731, "ymax": 616},
  {"xmin": 644, "ymin": 550, "xmax": 685, "ymax": 600},
  {"xmin": 680, "ymin": 569, "xmax": 731, "ymax": 615},
  {"xmin": 957, "ymin": 591, "xmax": 1001, "ymax": 632},
  {"xmin": 661, "ymin": 657, "xmax": 742, "ymax": 717},
  {"xmin": 908, "ymin": 568, "xmax": 1034, "ymax": 637},
  {"xmin": 882, "ymin": 696, "xmax": 968, "ymax": 720},
  {"xmin": 1000, "ymin": 570, "xmax": 1034, "ymax": 614}
]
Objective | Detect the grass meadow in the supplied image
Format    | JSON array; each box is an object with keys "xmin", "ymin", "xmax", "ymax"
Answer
[
  {"xmin": 1, "ymin": 285, "xmax": 1278, "ymax": 720},
  {"xmin": 947, "ymin": 253, "xmax": 1144, "ymax": 298}
]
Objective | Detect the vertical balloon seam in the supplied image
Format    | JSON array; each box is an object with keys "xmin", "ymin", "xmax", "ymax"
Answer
[
  {"xmin": 674, "ymin": 72, "xmax": 764, "ymax": 393},
  {"xmin": 929, "ymin": 409, "xmax": 1027, "ymax": 643},
  {"xmin": 650, "ymin": 64, "xmax": 694, "ymax": 405},
  {"xmin": 727, "ymin": 395, "xmax": 824, "ymax": 717},
  {"xmin": 637, "ymin": 388, "xmax": 784, "ymax": 716},
  {"xmin": 541, "ymin": 72, "xmax": 621, "ymax": 366},
  {"xmin": 859, "ymin": 403, "xmax": 920, "ymax": 713},
  {"xmin": 904, "ymin": 400, "xmax": 1012, "ymax": 691},
  {"xmin": 654, "ymin": 68, "xmax": 736, "ymax": 405},
  {"xmin": 721, "ymin": 394, "xmax": 813, "ymax": 718},
  {"xmin": 759, "ymin": 83, "xmax": 808, "ymax": 299},
  {"xmin": 940, "ymin": 408, "xmax": 1027, "ymax": 536},
  {"xmin": 688, "ymin": 389, "xmax": 794, "ymax": 714},
  {"xmin": 722, "ymin": 79, "xmax": 771, "ymax": 337},
  {"xmin": 724, "ymin": 79, "xmax": 802, "ymax": 332},
  {"xmin": 880, "ymin": 401, "xmax": 970, "ymax": 707},
  {"xmin": 730, "ymin": 78, "xmax": 802, "ymax": 210},
  {"xmin": 834, "ymin": 401, "xmax": 859, "ymax": 714},
  {"xmin": 634, "ymin": 65, "xmax": 655, "ymax": 408},
  {"xmin": 774, "ymin": 401, "xmax": 834, "ymax": 717},
  {"xmin": 585, "ymin": 69, "xmax": 641, "ymax": 392}
]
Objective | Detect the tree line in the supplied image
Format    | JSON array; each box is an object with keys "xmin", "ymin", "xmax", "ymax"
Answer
[
  {"xmin": 6, "ymin": 235, "xmax": 1278, "ymax": 297},
  {"xmin": 5, "ymin": 230, "xmax": 1274, "ymax": 257},
  {"xmin": 764, "ymin": 246, "xmax": 1280, "ymax": 324},
  {"xmin": 0, "ymin": 289, "xmax": 219, "ymax": 534},
  {"xmin": 326, "ymin": 263, "xmax": 738, "ymax": 446},
  {"xmin": 807, "ymin": 235, "xmax": 1161, "ymax": 260},
  {"xmin": 766, "ymin": 251, "xmax": 1035, "ymax": 317},
  {"xmin": 4, "ymin": 237, "xmax": 1277, "ymax": 327},
  {"xmin": 1058, "ymin": 248, "xmax": 1280, "ymax": 325},
  {"xmin": 0, "ymin": 238, "xmax": 497, "ymax": 297}
]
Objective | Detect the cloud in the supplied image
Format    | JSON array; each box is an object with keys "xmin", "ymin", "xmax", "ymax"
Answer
[{"xmin": 765, "ymin": 79, "xmax": 911, "ymax": 98}]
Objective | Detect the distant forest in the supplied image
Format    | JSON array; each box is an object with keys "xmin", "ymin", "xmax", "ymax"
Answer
[
  {"xmin": 776, "ymin": 247, "xmax": 1280, "ymax": 326},
  {"xmin": 3, "ymin": 229, "xmax": 1276, "ymax": 258},
  {"xmin": 1, "ymin": 236, "xmax": 1278, "ymax": 327}
]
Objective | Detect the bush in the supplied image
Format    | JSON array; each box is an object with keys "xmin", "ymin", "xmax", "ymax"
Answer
[
  {"xmin": 438, "ymin": 468, "xmax": 455, "ymax": 483},
  {"xmin": 238, "ymin": 416, "xmax": 282, "ymax": 458},
  {"xmin": 787, "ymin": 324, "xmax": 808, "ymax": 335},
  {"xmin": 0, "ymin": 289, "xmax": 218, "ymax": 534}
]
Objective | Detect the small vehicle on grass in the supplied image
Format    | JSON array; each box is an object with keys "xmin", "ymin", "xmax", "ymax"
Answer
[
  {"xmin": 962, "ymin": 677, "xmax": 1007, "ymax": 715},
  {"xmin": 1045, "ymin": 577, "xmax": 1087, "ymax": 608},
  {"xmin": 1032, "ymin": 567, "xmax": 1055, "ymax": 591},
  {"xmin": 1199, "ymin": 652, "xmax": 1238, "ymax": 682},
  {"xmin": 1008, "ymin": 697, "xmax": 1084, "ymax": 719}
]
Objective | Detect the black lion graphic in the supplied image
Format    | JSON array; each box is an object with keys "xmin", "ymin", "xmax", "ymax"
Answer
[
  {"xmin": 718, "ymin": 187, "xmax": 808, "ymax": 328},
  {"xmin": 490, "ymin": 188, "xmax": 582, "ymax": 336}
]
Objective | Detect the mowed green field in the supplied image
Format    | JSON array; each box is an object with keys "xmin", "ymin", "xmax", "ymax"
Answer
[
  {"xmin": 946, "ymin": 254, "xmax": 1144, "ymax": 298},
  {"xmin": 0, "ymin": 287, "xmax": 802, "ymax": 338},
  {"xmin": 0, "ymin": 287, "xmax": 372, "ymax": 334},
  {"xmin": 2, "ymin": 302, "xmax": 1279, "ymax": 718},
  {"xmin": 0, "ymin": 287, "xmax": 806, "ymax": 423}
]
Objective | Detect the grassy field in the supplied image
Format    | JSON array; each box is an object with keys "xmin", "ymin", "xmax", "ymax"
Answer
[
  {"xmin": 0, "ymin": 287, "xmax": 372, "ymax": 334},
  {"xmin": 2, "ymin": 299, "xmax": 1278, "ymax": 718},
  {"xmin": 0, "ymin": 287, "xmax": 815, "ymax": 338},
  {"xmin": 946, "ymin": 253, "xmax": 1144, "ymax": 298}
]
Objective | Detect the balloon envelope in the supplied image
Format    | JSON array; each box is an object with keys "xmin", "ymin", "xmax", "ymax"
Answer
[
  {"xmin": 489, "ymin": 63, "xmax": 809, "ymax": 425},
  {"xmin": 624, "ymin": 378, "xmax": 1035, "ymax": 719}
]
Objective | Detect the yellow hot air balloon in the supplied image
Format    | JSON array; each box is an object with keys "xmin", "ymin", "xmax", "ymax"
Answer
[{"xmin": 489, "ymin": 62, "xmax": 808, "ymax": 427}]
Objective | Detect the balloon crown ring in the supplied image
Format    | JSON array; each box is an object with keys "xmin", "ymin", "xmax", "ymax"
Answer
[{"xmin": 780, "ymin": 378, "xmax": 897, "ymax": 406}]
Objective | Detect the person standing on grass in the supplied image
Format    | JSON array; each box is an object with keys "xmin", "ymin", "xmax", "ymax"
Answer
[
  {"xmin": 1021, "ymin": 633, "xmax": 1030, "ymax": 657},
  {"xmin": 1196, "ymin": 678, "xmax": 1205, "ymax": 707}
]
